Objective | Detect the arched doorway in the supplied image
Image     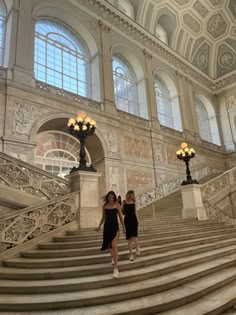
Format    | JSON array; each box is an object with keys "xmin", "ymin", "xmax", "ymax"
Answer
[{"xmin": 34, "ymin": 117, "xmax": 106, "ymax": 196}]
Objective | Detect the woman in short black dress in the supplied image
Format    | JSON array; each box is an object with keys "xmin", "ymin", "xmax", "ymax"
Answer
[
  {"xmin": 123, "ymin": 190, "xmax": 140, "ymax": 261},
  {"xmin": 96, "ymin": 191, "xmax": 125, "ymax": 278}
]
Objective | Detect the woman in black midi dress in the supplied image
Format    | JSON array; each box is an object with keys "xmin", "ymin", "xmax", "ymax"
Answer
[
  {"xmin": 123, "ymin": 190, "xmax": 140, "ymax": 261},
  {"xmin": 95, "ymin": 191, "xmax": 125, "ymax": 278}
]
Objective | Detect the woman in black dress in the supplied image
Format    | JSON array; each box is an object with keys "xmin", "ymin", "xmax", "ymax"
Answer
[
  {"xmin": 95, "ymin": 191, "xmax": 125, "ymax": 278},
  {"xmin": 123, "ymin": 190, "xmax": 140, "ymax": 261}
]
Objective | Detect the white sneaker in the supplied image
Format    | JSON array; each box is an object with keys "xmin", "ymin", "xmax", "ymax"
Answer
[
  {"xmin": 129, "ymin": 255, "xmax": 134, "ymax": 261},
  {"xmin": 113, "ymin": 268, "xmax": 119, "ymax": 278},
  {"xmin": 136, "ymin": 247, "xmax": 141, "ymax": 256},
  {"xmin": 111, "ymin": 258, "xmax": 114, "ymax": 265}
]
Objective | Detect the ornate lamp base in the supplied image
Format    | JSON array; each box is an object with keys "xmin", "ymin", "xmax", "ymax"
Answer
[
  {"xmin": 70, "ymin": 165, "xmax": 97, "ymax": 173},
  {"xmin": 181, "ymin": 178, "xmax": 199, "ymax": 185}
]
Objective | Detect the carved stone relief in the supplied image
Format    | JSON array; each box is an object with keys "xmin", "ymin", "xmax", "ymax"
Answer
[
  {"xmin": 207, "ymin": 13, "xmax": 227, "ymax": 39},
  {"xmin": 193, "ymin": 1, "xmax": 209, "ymax": 18},
  {"xmin": 13, "ymin": 102, "xmax": 49, "ymax": 136},
  {"xmin": 98, "ymin": 125, "xmax": 119, "ymax": 156},
  {"xmin": 107, "ymin": 166, "xmax": 119, "ymax": 194},
  {"xmin": 174, "ymin": 0, "xmax": 190, "ymax": 5},
  {"xmin": 217, "ymin": 44, "xmax": 236, "ymax": 77},
  {"xmin": 209, "ymin": 0, "xmax": 223, "ymax": 6},
  {"xmin": 123, "ymin": 135, "xmax": 152, "ymax": 161},
  {"xmin": 126, "ymin": 168, "xmax": 154, "ymax": 192},
  {"xmin": 227, "ymin": 95, "xmax": 236, "ymax": 109},
  {"xmin": 192, "ymin": 42, "xmax": 210, "ymax": 75},
  {"xmin": 228, "ymin": 0, "xmax": 236, "ymax": 20},
  {"xmin": 183, "ymin": 13, "xmax": 201, "ymax": 34}
]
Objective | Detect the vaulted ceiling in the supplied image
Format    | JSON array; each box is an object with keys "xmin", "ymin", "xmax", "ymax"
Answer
[{"xmin": 107, "ymin": 0, "xmax": 236, "ymax": 79}]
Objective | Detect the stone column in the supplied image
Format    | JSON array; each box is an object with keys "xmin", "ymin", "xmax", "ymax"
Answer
[
  {"xmin": 181, "ymin": 184, "xmax": 207, "ymax": 220},
  {"xmin": 13, "ymin": 0, "xmax": 34, "ymax": 86},
  {"xmin": 66, "ymin": 170, "xmax": 102, "ymax": 229},
  {"xmin": 98, "ymin": 20, "xmax": 116, "ymax": 115},
  {"xmin": 143, "ymin": 49, "xmax": 160, "ymax": 130}
]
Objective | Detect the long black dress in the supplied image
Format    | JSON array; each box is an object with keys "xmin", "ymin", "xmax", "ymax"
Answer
[
  {"xmin": 123, "ymin": 202, "xmax": 138, "ymax": 240},
  {"xmin": 101, "ymin": 208, "xmax": 119, "ymax": 251}
]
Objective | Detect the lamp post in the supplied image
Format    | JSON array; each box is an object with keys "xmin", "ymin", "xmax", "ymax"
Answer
[
  {"xmin": 176, "ymin": 142, "xmax": 198, "ymax": 185},
  {"xmin": 67, "ymin": 111, "xmax": 96, "ymax": 173}
]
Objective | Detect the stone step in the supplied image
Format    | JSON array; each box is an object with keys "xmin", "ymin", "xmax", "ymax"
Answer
[
  {"xmin": 40, "ymin": 232, "xmax": 236, "ymax": 253},
  {"xmin": 65, "ymin": 223, "xmax": 233, "ymax": 239},
  {"xmin": 53, "ymin": 227, "xmax": 236, "ymax": 248},
  {"xmin": 0, "ymin": 253, "xmax": 236, "ymax": 297},
  {"xmin": 0, "ymin": 264, "xmax": 236, "ymax": 312},
  {"xmin": 4, "ymin": 241, "xmax": 236, "ymax": 269},
  {"xmin": 2, "ymin": 243, "xmax": 236, "ymax": 281}
]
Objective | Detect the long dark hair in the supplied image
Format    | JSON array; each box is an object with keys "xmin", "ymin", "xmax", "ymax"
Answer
[{"xmin": 104, "ymin": 191, "xmax": 117, "ymax": 205}]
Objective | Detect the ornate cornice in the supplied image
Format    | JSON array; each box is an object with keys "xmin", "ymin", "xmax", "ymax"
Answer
[{"xmin": 73, "ymin": 0, "xmax": 236, "ymax": 93}]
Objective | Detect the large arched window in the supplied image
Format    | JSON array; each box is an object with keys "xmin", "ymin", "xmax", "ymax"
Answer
[
  {"xmin": 35, "ymin": 131, "xmax": 91, "ymax": 178},
  {"xmin": 0, "ymin": 0, "xmax": 6, "ymax": 66},
  {"xmin": 195, "ymin": 97, "xmax": 213, "ymax": 143},
  {"xmin": 112, "ymin": 54, "xmax": 139, "ymax": 116},
  {"xmin": 34, "ymin": 19, "xmax": 90, "ymax": 97},
  {"xmin": 155, "ymin": 76, "xmax": 173, "ymax": 128},
  {"xmin": 154, "ymin": 74, "xmax": 182, "ymax": 131}
]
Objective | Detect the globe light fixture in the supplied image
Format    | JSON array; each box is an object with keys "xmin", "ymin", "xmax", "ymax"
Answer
[
  {"xmin": 176, "ymin": 142, "xmax": 199, "ymax": 185},
  {"xmin": 67, "ymin": 111, "xmax": 96, "ymax": 172}
]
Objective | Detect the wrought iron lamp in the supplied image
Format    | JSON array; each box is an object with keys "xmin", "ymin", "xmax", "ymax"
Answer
[
  {"xmin": 176, "ymin": 142, "xmax": 199, "ymax": 185},
  {"xmin": 67, "ymin": 111, "xmax": 96, "ymax": 172}
]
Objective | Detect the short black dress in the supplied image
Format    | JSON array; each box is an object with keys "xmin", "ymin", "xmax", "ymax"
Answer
[
  {"xmin": 123, "ymin": 202, "xmax": 138, "ymax": 240},
  {"xmin": 101, "ymin": 208, "xmax": 119, "ymax": 251}
]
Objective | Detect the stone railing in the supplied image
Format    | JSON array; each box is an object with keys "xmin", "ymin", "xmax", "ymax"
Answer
[
  {"xmin": 203, "ymin": 199, "xmax": 236, "ymax": 226},
  {"xmin": 201, "ymin": 167, "xmax": 236, "ymax": 201},
  {"xmin": 0, "ymin": 152, "xmax": 70, "ymax": 200},
  {"xmin": 136, "ymin": 165, "xmax": 220, "ymax": 210},
  {"xmin": 0, "ymin": 192, "xmax": 78, "ymax": 253}
]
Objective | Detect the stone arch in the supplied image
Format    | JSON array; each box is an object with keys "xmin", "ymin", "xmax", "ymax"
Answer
[{"xmin": 155, "ymin": 7, "xmax": 177, "ymax": 47}]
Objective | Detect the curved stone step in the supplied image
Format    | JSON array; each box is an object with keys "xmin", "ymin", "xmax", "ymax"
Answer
[
  {"xmin": 1, "ymin": 253, "xmax": 236, "ymax": 295},
  {"xmin": 23, "ymin": 234, "xmax": 236, "ymax": 258},
  {"xmin": 4, "ymin": 242, "xmax": 236, "ymax": 269},
  {"xmin": 0, "ymin": 266, "xmax": 236, "ymax": 312}
]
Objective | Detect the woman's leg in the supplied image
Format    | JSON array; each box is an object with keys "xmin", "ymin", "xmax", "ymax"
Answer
[{"xmin": 112, "ymin": 234, "xmax": 119, "ymax": 270}]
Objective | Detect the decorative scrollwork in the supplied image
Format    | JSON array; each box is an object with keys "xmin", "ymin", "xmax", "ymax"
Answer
[
  {"xmin": 203, "ymin": 199, "xmax": 235, "ymax": 225},
  {"xmin": 0, "ymin": 194, "xmax": 78, "ymax": 252},
  {"xmin": 0, "ymin": 152, "xmax": 70, "ymax": 200}
]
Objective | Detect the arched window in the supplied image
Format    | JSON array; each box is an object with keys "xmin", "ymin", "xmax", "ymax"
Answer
[
  {"xmin": 34, "ymin": 19, "xmax": 90, "ymax": 97},
  {"xmin": 112, "ymin": 54, "xmax": 139, "ymax": 116},
  {"xmin": 117, "ymin": 0, "xmax": 135, "ymax": 19},
  {"xmin": 35, "ymin": 131, "xmax": 91, "ymax": 178},
  {"xmin": 0, "ymin": 0, "xmax": 6, "ymax": 66},
  {"xmin": 195, "ymin": 97, "xmax": 213, "ymax": 143},
  {"xmin": 155, "ymin": 76, "xmax": 173, "ymax": 128},
  {"xmin": 154, "ymin": 74, "xmax": 182, "ymax": 131}
]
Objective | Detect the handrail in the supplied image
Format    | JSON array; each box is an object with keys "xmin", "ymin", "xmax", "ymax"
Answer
[
  {"xmin": 203, "ymin": 198, "xmax": 236, "ymax": 226},
  {"xmin": 0, "ymin": 152, "xmax": 70, "ymax": 200},
  {"xmin": 0, "ymin": 191, "xmax": 79, "ymax": 253}
]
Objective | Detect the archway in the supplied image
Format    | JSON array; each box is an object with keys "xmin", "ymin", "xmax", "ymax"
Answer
[{"xmin": 34, "ymin": 117, "xmax": 106, "ymax": 196}]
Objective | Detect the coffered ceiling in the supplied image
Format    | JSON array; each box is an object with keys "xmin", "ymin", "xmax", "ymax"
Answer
[{"xmin": 108, "ymin": 0, "xmax": 236, "ymax": 79}]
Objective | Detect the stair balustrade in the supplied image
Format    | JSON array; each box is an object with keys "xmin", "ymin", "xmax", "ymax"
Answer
[
  {"xmin": 0, "ymin": 152, "xmax": 70, "ymax": 200},
  {"xmin": 0, "ymin": 192, "xmax": 78, "ymax": 253}
]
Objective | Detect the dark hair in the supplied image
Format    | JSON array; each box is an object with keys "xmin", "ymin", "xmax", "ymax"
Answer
[
  {"xmin": 104, "ymin": 191, "xmax": 117, "ymax": 204},
  {"xmin": 126, "ymin": 190, "xmax": 135, "ymax": 200}
]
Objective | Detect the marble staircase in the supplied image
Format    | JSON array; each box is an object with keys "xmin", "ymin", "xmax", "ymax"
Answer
[{"xmin": 1, "ymin": 206, "xmax": 236, "ymax": 314}]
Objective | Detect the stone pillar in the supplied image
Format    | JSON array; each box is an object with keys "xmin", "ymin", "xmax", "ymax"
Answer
[
  {"xmin": 181, "ymin": 184, "xmax": 207, "ymax": 220},
  {"xmin": 98, "ymin": 20, "xmax": 116, "ymax": 115},
  {"xmin": 66, "ymin": 170, "xmax": 102, "ymax": 229},
  {"xmin": 13, "ymin": 0, "xmax": 34, "ymax": 86},
  {"xmin": 143, "ymin": 49, "xmax": 160, "ymax": 130}
]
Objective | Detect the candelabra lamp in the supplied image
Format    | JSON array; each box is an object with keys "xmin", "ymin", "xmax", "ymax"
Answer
[
  {"xmin": 176, "ymin": 142, "xmax": 199, "ymax": 185},
  {"xmin": 67, "ymin": 111, "xmax": 96, "ymax": 173}
]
